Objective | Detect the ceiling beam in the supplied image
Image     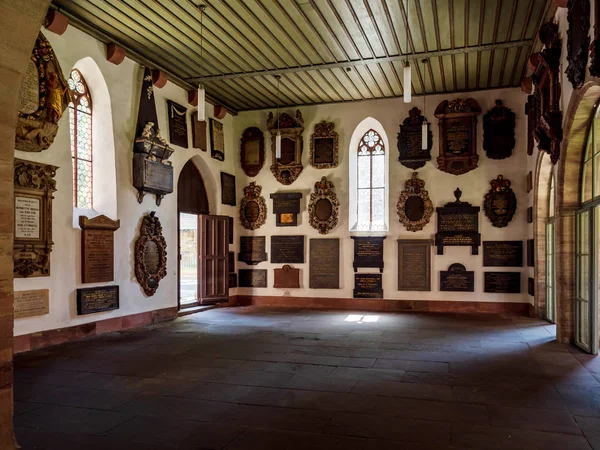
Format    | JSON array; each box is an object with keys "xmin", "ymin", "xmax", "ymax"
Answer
[{"xmin": 187, "ymin": 40, "xmax": 534, "ymax": 82}]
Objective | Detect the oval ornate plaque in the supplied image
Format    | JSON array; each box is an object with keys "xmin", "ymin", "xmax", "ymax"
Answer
[
  {"xmin": 308, "ymin": 176, "xmax": 340, "ymax": 235},
  {"xmin": 483, "ymin": 175, "xmax": 517, "ymax": 228},
  {"xmin": 396, "ymin": 172, "xmax": 433, "ymax": 232},
  {"xmin": 134, "ymin": 212, "xmax": 167, "ymax": 296},
  {"xmin": 240, "ymin": 182, "xmax": 267, "ymax": 230}
]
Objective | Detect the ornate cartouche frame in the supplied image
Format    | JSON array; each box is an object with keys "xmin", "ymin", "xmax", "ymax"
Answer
[
  {"xmin": 310, "ymin": 120, "xmax": 339, "ymax": 169},
  {"xmin": 483, "ymin": 100, "xmax": 516, "ymax": 160},
  {"xmin": 134, "ymin": 211, "xmax": 167, "ymax": 296},
  {"xmin": 240, "ymin": 126, "xmax": 265, "ymax": 177},
  {"xmin": 267, "ymin": 110, "xmax": 304, "ymax": 185},
  {"xmin": 483, "ymin": 175, "xmax": 517, "ymax": 228},
  {"xmin": 308, "ymin": 176, "xmax": 340, "ymax": 235},
  {"xmin": 13, "ymin": 159, "xmax": 57, "ymax": 278},
  {"xmin": 566, "ymin": 0, "xmax": 590, "ymax": 90},
  {"xmin": 396, "ymin": 172, "xmax": 433, "ymax": 232},
  {"xmin": 240, "ymin": 182, "xmax": 267, "ymax": 230}
]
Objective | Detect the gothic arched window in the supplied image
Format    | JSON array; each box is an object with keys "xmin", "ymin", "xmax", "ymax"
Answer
[{"xmin": 354, "ymin": 129, "xmax": 386, "ymax": 231}]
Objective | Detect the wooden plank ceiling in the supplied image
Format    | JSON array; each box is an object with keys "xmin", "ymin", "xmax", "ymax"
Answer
[{"xmin": 52, "ymin": 0, "xmax": 554, "ymax": 113}]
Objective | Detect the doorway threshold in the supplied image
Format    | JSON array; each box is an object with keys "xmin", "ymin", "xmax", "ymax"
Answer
[{"xmin": 178, "ymin": 304, "xmax": 218, "ymax": 317}]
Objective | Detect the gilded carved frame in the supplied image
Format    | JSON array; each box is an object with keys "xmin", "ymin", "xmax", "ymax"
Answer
[
  {"xmin": 267, "ymin": 110, "xmax": 304, "ymax": 185},
  {"xmin": 240, "ymin": 182, "xmax": 267, "ymax": 230},
  {"xmin": 310, "ymin": 120, "xmax": 339, "ymax": 169},
  {"xmin": 134, "ymin": 212, "xmax": 168, "ymax": 296},
  {"xmin": 483, "ymin": 175, "xmax": 517, "ymax": 228},
  {"xmin": 240, "ymin": 127, "xmax": 265, "ymax": 177},
  {"xmin": 396, "ymin": 172, "xmax": 433, "ymax": 232},
  {"xmin": 308, "ymin": 176, "xmax": 340, "ymax": 235}
]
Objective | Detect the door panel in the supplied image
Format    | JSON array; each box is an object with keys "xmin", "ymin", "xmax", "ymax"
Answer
[{"xmin": 199, "ymin": 214, "xmax": 229, "ymax": 304}]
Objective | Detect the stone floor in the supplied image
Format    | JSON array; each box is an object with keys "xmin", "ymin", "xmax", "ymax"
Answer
[{"xmin": 12, "ymin": 306, "xmax": 600, "ymax": 450}]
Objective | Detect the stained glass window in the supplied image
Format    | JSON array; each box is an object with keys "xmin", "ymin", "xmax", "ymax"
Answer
[
  {"xmin": 68, "ymin": 69, "xmax": 93, "ymax": 209},
  {"xmin": 356, "ymin": 129, "xmax": 386, "ymax": 231}
]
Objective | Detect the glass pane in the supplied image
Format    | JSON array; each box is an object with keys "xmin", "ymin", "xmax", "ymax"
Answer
[
  {"xmin": 358, "ymin": 155, "xmax": 371, "ymax": 188},
  {"xmin": 69, "ymin": 106, "xmax": 75, "ymax": 158},
  {"xmin": 76, "ymin": 159, "xmax": 92, "ymax": 209},
  {"xmin": 357, "ymin": 188, "xmax": 370, "ymax": 230},
  {"xmin": 582, "ymin": 160, "xmax": 593, "ymax": 203},
  {"xmin": 548, "ymin": 174, "xmax": 555, "ymax": 218},
  {"xmin": 578, "ymin": 299, "xmax": 590, "ymax": 348},
  {"xmin": 371, "ymin": 188, "xmax": 385, "ymax": 230},
  {"xmin": 76, "ymin": 111, "xmax": 92, "ymax": 160},
  {"xmin": 371, "ymin": 154, "xmax": 385, "ymax": 188},
  {"xmin": 179, "ymin": 213, "xmax": 198, "ymax": 306}
]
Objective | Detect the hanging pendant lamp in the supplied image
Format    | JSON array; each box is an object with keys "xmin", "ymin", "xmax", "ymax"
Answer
[
  {"xmin": 421, "ymin": 59, "xmax": 428, "ymax": 150},
  {"xmin": 197, "ymin": 4, "xmax": 207, "ymax": 122},
  {"xmin": 403, "ymin": 0, "xmax": 411, "ymax": 103},
  {"xmin": 275, "ymin": 75, "xmax": 282, "ymax": 159}
]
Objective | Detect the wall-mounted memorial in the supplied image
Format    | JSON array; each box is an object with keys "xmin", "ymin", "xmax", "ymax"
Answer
[
  {"xmin": 525, "ymin": 94, "xmax": 537, "ymax": 156},
  {"xmin": 309, "ymin": 238, "xmax": 339, "ymax": 289},
  {"xmin": 133, "ymin": 67, "xmax": 174, "ymax": 206},
  {"xmin": 484, "ymin": 272, "xmax": 521, "ymax": 294},
  {"xmin": 240, "ymin": 182, "xmax": 267, "ymax": 230},
  {"xmin": 240, "ymin": 127, "xmax": 264, "ymax": 177},
  {"xmin": 210, "ymin": 118, "xmax": 225, "ymax": 161},
  {"xmin": 483, "ymin": 175, "xmax": 517, "ymax": 228},
  {"xmin": 274, "ymin": 265, "xmax": 301, "ymax": 289},
  {"xmin": 220, "ymin": 172, "xmax": 236, "ymax": 206},
  {"xmin": 238, "ymin": 236, "xmax": 267, "ymax": 265},
  {"xmin": 434, "ymin": 98, "xmax": 482, "ymax": 175},
  {"xmin": 79, "ymin": 215, "xmax": 120, "ymax": 283},
  {"xmin": 14, "ymin": 159, "xmax": 57, "ymax": 278},
  {"xmin": 134, "ymin": 212, "xmax": 167, "ymax": 296},
  {"xmin": 435, "ymin": 188, "xmax": 481, "ymax": 255},
  {"xmin": 483, "ymin": 241, "xmax": 523, "ymax": 267},
  {"xmin": 308, "ymin": 176, "xmax": 340, "ymax": 235},
  {"xmin": 14, "ymin": 289, "xmax": 49, "ymax": 319},
  {"xmin": 590, "ymin": 0, "xmax": 600, "ymax": 77},
  {"xmin": 396, "ymin": 172, "xmax": 433, "ymax": 232},
  {"xmin": 192, "ymin": 113, "xmax": 207, "ymax": 151},
  {"xmin": 440, "ymin": 263, "xmax": 474, "ymax": 292},
  {"xmin": 527, "ymin": 239, "xmax": 535, "ymax": 267},
  {"xmin": 354, "ymin": 274, "xmax": 383, "ymax": 299},
  {"xmin": 239, "ymin": 269, "xmax": 267, "ymax": 288},
  {"xmin": 397, "ymin": 240, "xmax": 432, "ymax": 291},
  {"xmin": 267, "ymin": 110, "xmax": 304, "ymax": 185},
  {"xmin": 565, "ymin": 0, "xmax": 590, "ymax": 90},
  {"xmin": 76, "ymin": 286, "xmax": 119, "ymax": 315},
  {"xmin": 271, "ymin": 235, "xmax": 304, "ymax": 264},
  {"xmin": 270, "ymin": 192, "xmax": 302, "ymax": 227},
  {"xmin": 351, "ymin": 237, "xmax": 385, "ymax": 272},
  {"xmin": 310, "ymin": 120, "xmax": 339, "ymax": 169},
  {"xmin": 397, "ymin": 107, "xmax": 432, "ymax": 169},
  {"xmin": 15, "ymin": 32, "xmax": 71, "ymax": 152},
  {"xmin": 528, "ymin": 277, "xmax": 535, "ymax": 297},
  {"xmin": 483, "ymin": 100, "xmax": 515, "ymax": 160},
  {"xmin": 166, "ymin": 100, "xmax": 188, "ymax": 148}
]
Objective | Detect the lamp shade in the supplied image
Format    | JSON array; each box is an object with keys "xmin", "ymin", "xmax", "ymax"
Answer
[
  {"xmin": 197, "ymin": 85, "xmax": 206, "ymax": 122},
  {"xmin": 421, "ymin": 121, "xmax": 428, "ymax": 150},
  {"xmin": 403, "ymin": 64, "xmax": 412, "ymax": 103},
  {"xmin": 275, "ymin": 131, "xmax": 282, "ymax": 159}
]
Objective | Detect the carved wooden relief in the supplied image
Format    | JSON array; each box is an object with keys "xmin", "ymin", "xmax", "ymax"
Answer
[
  {"xmin": 397, "ymin": 107, "xmax": 433, "ymax": 169},
  {"xmin": 396, "ymin": 172, "xmax": 433, "ymax": 232},
  {"xmin": 483, "ymin": 100, "xmax": 515, "ymax": 160},
  {"xmin": 240, "ymin": 127, "xmax": 265, "ymax": 177},
  {"xmin": 434, "ymin": 98, "xmax": 482, "ymax": 175},
  {"xmin": 267, "ymin": 110, "xmax": 304, "ymax": 185},
  {"xmin": 13, "ymin": 159, "xmax": 57, "ymax": 278},
  {"xmin": 134, "ymin": 211, "xmax": 167, "ymax": 296},
  {"xmin": 310, "ymin": 120, "xmax": 339, "ymax": 169},
  {"xmin": 524, "ymin": 94, "xmax": 537, "ymax": 156},
  {"xmin": 240, "ymin": 182, "xmax": 267, "ymax": 230},
  {"xmin": 484, "ymin": 175, "xmax": 517, "ymax": 228},
  {"xmin": 566, "ymin": 0, "xmax": 590, "ymax": 89},
  {"xmin": 308, "ymin": 176, "xmax": 340, "ymax": 235},
  {"xmin": 530, "ymin": 21, "xmax": 562, "ymax": 164},
  {"xmin": 590, "ymin": 0, "xmax": 600, "ymax": 77}
]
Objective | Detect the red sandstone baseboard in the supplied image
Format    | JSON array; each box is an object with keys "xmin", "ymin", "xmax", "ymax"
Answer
[
  {"xmin": 13, "ymin": 307, "xmax": 178, "ymax": 354},
  {"xmin": 231, "ymin": 295, "xmax": 530, "ymax": 315}
]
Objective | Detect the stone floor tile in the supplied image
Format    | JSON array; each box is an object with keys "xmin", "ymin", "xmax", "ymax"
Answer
[
  {"xmin": 352, "ymin": 379, "xmax": 453, "ymax": 401},
  {"xmin": 329, "ymin": 366, "xmax": 406, "ymax": 381},
  {"xmin": 452, "ymin": 385, "xmax": 568, "ymax": 410},
  {"xmin": 220, "ymin": 404, "xmax": 331, "ymax": 433},
  {"xmin": 488, "ymin": 405, "xmax": 581, "ymax": 434},
  {"xmin": 284, "ymin": 374, "xmax": 358, "ymax": 392},
  {"xmin": 120, "ymin": 395, "xmax": 234, "ymax": 422}
]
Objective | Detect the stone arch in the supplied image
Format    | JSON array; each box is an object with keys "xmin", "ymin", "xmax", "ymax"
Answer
[{"xmin": 178, "ymin": 155, "xmax": 217, "ymax": 213}]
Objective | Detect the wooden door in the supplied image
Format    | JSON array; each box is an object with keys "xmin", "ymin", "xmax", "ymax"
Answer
[{"xmin": 199, "ymin": 214, "xmax": 229, "ymax": 304}]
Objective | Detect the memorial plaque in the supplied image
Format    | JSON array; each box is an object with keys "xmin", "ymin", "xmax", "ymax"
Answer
[
  {"xmin": 435, "ymin": 188, "xmax": 481, "ymax": 255},
  {"xmin": 309, "ymin": 238, "xmax": 339, "ymax": 289},
  {"xmin": 484, "ymin": 272, "xmax": 521, "ymax": 293},
  {"xmin": 483, "ymin": 241, "xmax": 523, "ymax": 267},
  {"xmin": 77, "ymin": 285, "xmax": 119, "ymax": 315},
  {"xmin": 210, "ymin": 118, "xmax": 225, "ymax": 161},
  {"xmin": 15, "ymin": 196, "xmax": 40, "ymax": 239},
  {"xmin": 14, "ymin": 289, "xmax": 49, "ymax": 319},
  {"xmin": 80, "ymin": 215, "xmax": 120, "ymax": 284},
  {"xmin": 527, "ymin": 171, "xmax": 533, "ymax": 193},
  {"xmin": 528, "ymin": 277, "xmax": 535, "ymax": 297},
  {"xmin": 354, "ymin": 274, "xmax": 383, "ymax": 298},
  {"xmin": 527, "ymin": 239, "xmax": 534, "ymax": 267},
  {"xmin": 270, "ymin": 192, "xmax": 302, "ymax": 227},
  {"xmin": 397, "ymin": 107, "xmax": 432, "ymax": 169},
  {"xmin": 167, "ymin": 100, "xmax": 188, "ymax": 148},
  {"xmin": 228, "ymin": 216, "xmax": 234, "ymax": 244},
  {"xmin": 229, "ymin": 251, "xmax": 235, "ymax": 273},
  {"xmin": 192, "ymin": 116, "xmax": 207, "ymax": 151},
  {"xmin": 274, "ymin": 265, "xmax": 301, "ymax": 289},
  {"xmin": 397, "ymin": 240, "xmax": 432, "ymax": 291},
  {"xmin": 238, "ymin": 236, "xmax": 267, "ymax": 265},
  {"xmin": 239, "ymin": 269, "xmax": 267, "ymax": 288},
  {"xmin": 310, "ymin": 121, "xmax": 339, "ymax": 169},
  {"xmin": 527, "ymin": 206, "xmax": 533, "ymax": 224},
  {"xmin": 220, "ymin": 172, "xmax": 236, "ymax": 206},
  {"xmin": 271, "ymin": 235, "xmax": 304, "ymax": 264},
  {"xmin": 240, "ymin": 127, "xmax": 264, "ymax": 177},
  {"xmin": 440, "ymin": 263, "xmax": 475, "ymax": 292},
  {"xmin": 352, "ymin": 237, "xmax": 385, "ymax": 272},
  {"xmin": 229, "ymin": 272, "xmax": 237, "ymax": 288}
]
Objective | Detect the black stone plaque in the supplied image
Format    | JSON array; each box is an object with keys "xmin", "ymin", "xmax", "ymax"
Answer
[
  {"xmin": 229, "ymin": 272, "xmax": 237, "ymax": 288},
  {"xmin": 352, "ymin": 236, "xmax": 385, "ymax": 272},
  {"xmin": 239, "ymin": 269, "xmax": 267, "ymax": 288},
  {"xmin": 397, "ymin": 240, "xmax": 432, "ymax": 291},
  {"xmin": 527, "ymin": 206, "xmax": 533, "ymax": 224},
  {"xmin": 229, "ymin": 251, "xmax": 235, "ymax": 273},
  {"xmin": 228, "ymin": 216, "xmax": 234, "ymax": 244},
  {"xmin": 271, "ymin": 235, "xmax": 304, "ymax": 264},
  {"xmin": 483, "ymin": 241, "xmax": 523, "ymax": 267},
  {"xmin": 435, "ymin": 188, "xmax": 481, "ymax": 255},
  {"xmin": 484, "ymin": 272, "xmax": 521, "ymax": 293},
  {"xmin": 238, "ymin": 236, "xmax": 267, "ymax": 265},
  {"xmin": 270, "ymin": 192, "xmax": 302, "ymax": 227},
  {"xmin": 76, "ymin": 285, "xmax": 119, "ymax": 315},
  {"xmin": 309, "ymin": 238, "xmax": 339, "ymax": 289},
  {"xmin": 440, "ymin": 263, "xmax": 474, "ymax": 292},
  {"xmin": 527, "ymin": 239, "xmax": 534, "ymax": 267},
  {"xmin": 167, "ymin": 100, "xmax": 188, "ymax": 148},
  {"xmin": 397, "ymin": 107, "xmax": 433, "ymax": 169},
  {"xmin": 354, "ymin": 274, "xmax": 383, "ymax": 298},
  {"xmin": 528, "ymin": 277, "xmax": 535, "ymax": 297},
  {"xmin": 220, "ymin": 172, "xmax": 236, "ymax": 206}
]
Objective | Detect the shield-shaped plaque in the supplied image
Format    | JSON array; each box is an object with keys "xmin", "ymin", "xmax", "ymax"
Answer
[
  {"xmin": 308, "ymin": 176, "xmax": 340, "ymax": 235},
  {"xmin": 483, "ymin": 100, "xmax": 516, "ymax": 160},
  {"xmin": 396, "ymin": 172, "xmax": 433, "ymax": 232},
  {"xmin": 483, "ymin": 175, "xmax": 517, "ymax": 228},
  {"xmin": 240, "ymin": 182, "xmax": 267, "ymax": 230}
]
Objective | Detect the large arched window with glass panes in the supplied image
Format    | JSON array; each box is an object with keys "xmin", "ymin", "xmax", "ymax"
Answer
[
  {"xmin": 68, "ymin": 69, "xmax": 93, "ymax": 209},
  {"xmin": 355, "ymin": 129, "xmax": 386, "ymax": 231}
]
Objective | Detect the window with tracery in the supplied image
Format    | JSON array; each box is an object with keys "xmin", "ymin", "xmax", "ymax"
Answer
[
  {"xmin": 68, "ymin": 69, "xmax": 93, "ymax": 209},
  {"xmin": 355, "ymin": 129, "xmax": 386, "ymax": 231}
]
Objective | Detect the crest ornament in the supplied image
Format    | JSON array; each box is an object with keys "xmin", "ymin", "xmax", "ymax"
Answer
[
  {"xmin": 565, "ymin": 0, "xmax": 590, "ymax": 89},
  {"xmin": 310, "ymin": 120, "xmax": 339, "ymax": 169},
  {"xmin": 134, "ymin": 212, "xmax": 168, "ymax": 296},
  {"xmin": 308, "ymin": 176, "xmax": 340, "ymax": 235},
  {"xmin": 396, "ymin": 172, "xmax": 433, "ymax": 232},
  {"xmin": 397, "ymin": 107, "xmax": 433, "ymax": 169},
  {"xmin": 267, "ymin": 110, "xmax": 304, "ymax": 185},
  {"xmin": 240, "ymin": 182, "xmax": 267, "ymax": 230},
  {"xmin": 484, "ymin": 175, "xmax": 517, "ymax": 228},
  {"xmin": 483, "ymin": 100, "xmax": 516, "ymax": 160}
]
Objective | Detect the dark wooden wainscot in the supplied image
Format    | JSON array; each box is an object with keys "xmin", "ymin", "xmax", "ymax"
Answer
[
  {"xmin": 271, "ymin": 235, "xmax": 304, "ymax": 264},
  {"xmin": 440, "ymin": 263, "xmax": 474, "ymax": 292},
  {"xmin": 238, "ymin": 236, "xmax": 267, "ymax": 265},
  {"xmin": 527, "ymin": 239, "xmax": 535, "ymax": 267},
  {"xmin": 528, "ymin": 277, "xmax": 535, "ymax": 297},
  {"xmin": 435, "ymin": 188, "xmax": 481, "ymax": 255},
  {"xmin": 220, "ymin": 172, "xmax": 236, "ymax": 206},
  {"xmin": 354, "ymin": 274, "xmax": 383, "ymax": 299},
  {"xmin": 484, "ymin": 272, "xmax": 521, "ymax": 294},
  {"xmin": 77, "ymin": 285, "xmax": 119, "ymax": 315},
  {"xmin": 270, "ymin": 192, "xmax": 302, "ymax": 227},
  {"xmin": 352, "ymin": 237, "xmax": 385, "ymax": 272},
  {"xmin": 80, "ymin": 215, "xmax": 120, "ymax": 283},
  {"xmin": 274, "ymin": 265, "xmax": 301, "ymax": 289},
  {"xmin": 210, "ymin": 118, "xmax": 225, "ymax": 161},
  {"xmin": 398, "ymin": 107, "xmax": 432, "ymax": 169},
  {"xmin": 309, "ymin": 238, "xmax": 339, "ymax": 289},
  {"xmin": 397, "ymin": 240, "xmax": 432, "ymax": 291},
  {"xmin": 483, "ymin": 241, "xmax": 523, "ymax": 267},
  {"xmin": 239, "ymin": 269, "xmax": 267, "ymax": 288},
  {"xmin": 167, "ymin": 100, "xmax": 188, "ymax": 148},
  {"xmin": 240, "ymin": 127, "xmax": 264, "ymax": 177}
]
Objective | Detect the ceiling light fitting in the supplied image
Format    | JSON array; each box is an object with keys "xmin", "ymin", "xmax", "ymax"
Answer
[
  {"xmin": 403, "ymin": 0, "xmax": 411, "ymax": 103},
  {"xmin": 275, "ymin": 75, "xmax": 282, "ymax": 159},
  {"xmin": 197, "ymin": 4, "xmax": 207, "ymax": 122},
  {"xmin": 421, "ymin": 58, "xmax": 428, "ymax": 150}
]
